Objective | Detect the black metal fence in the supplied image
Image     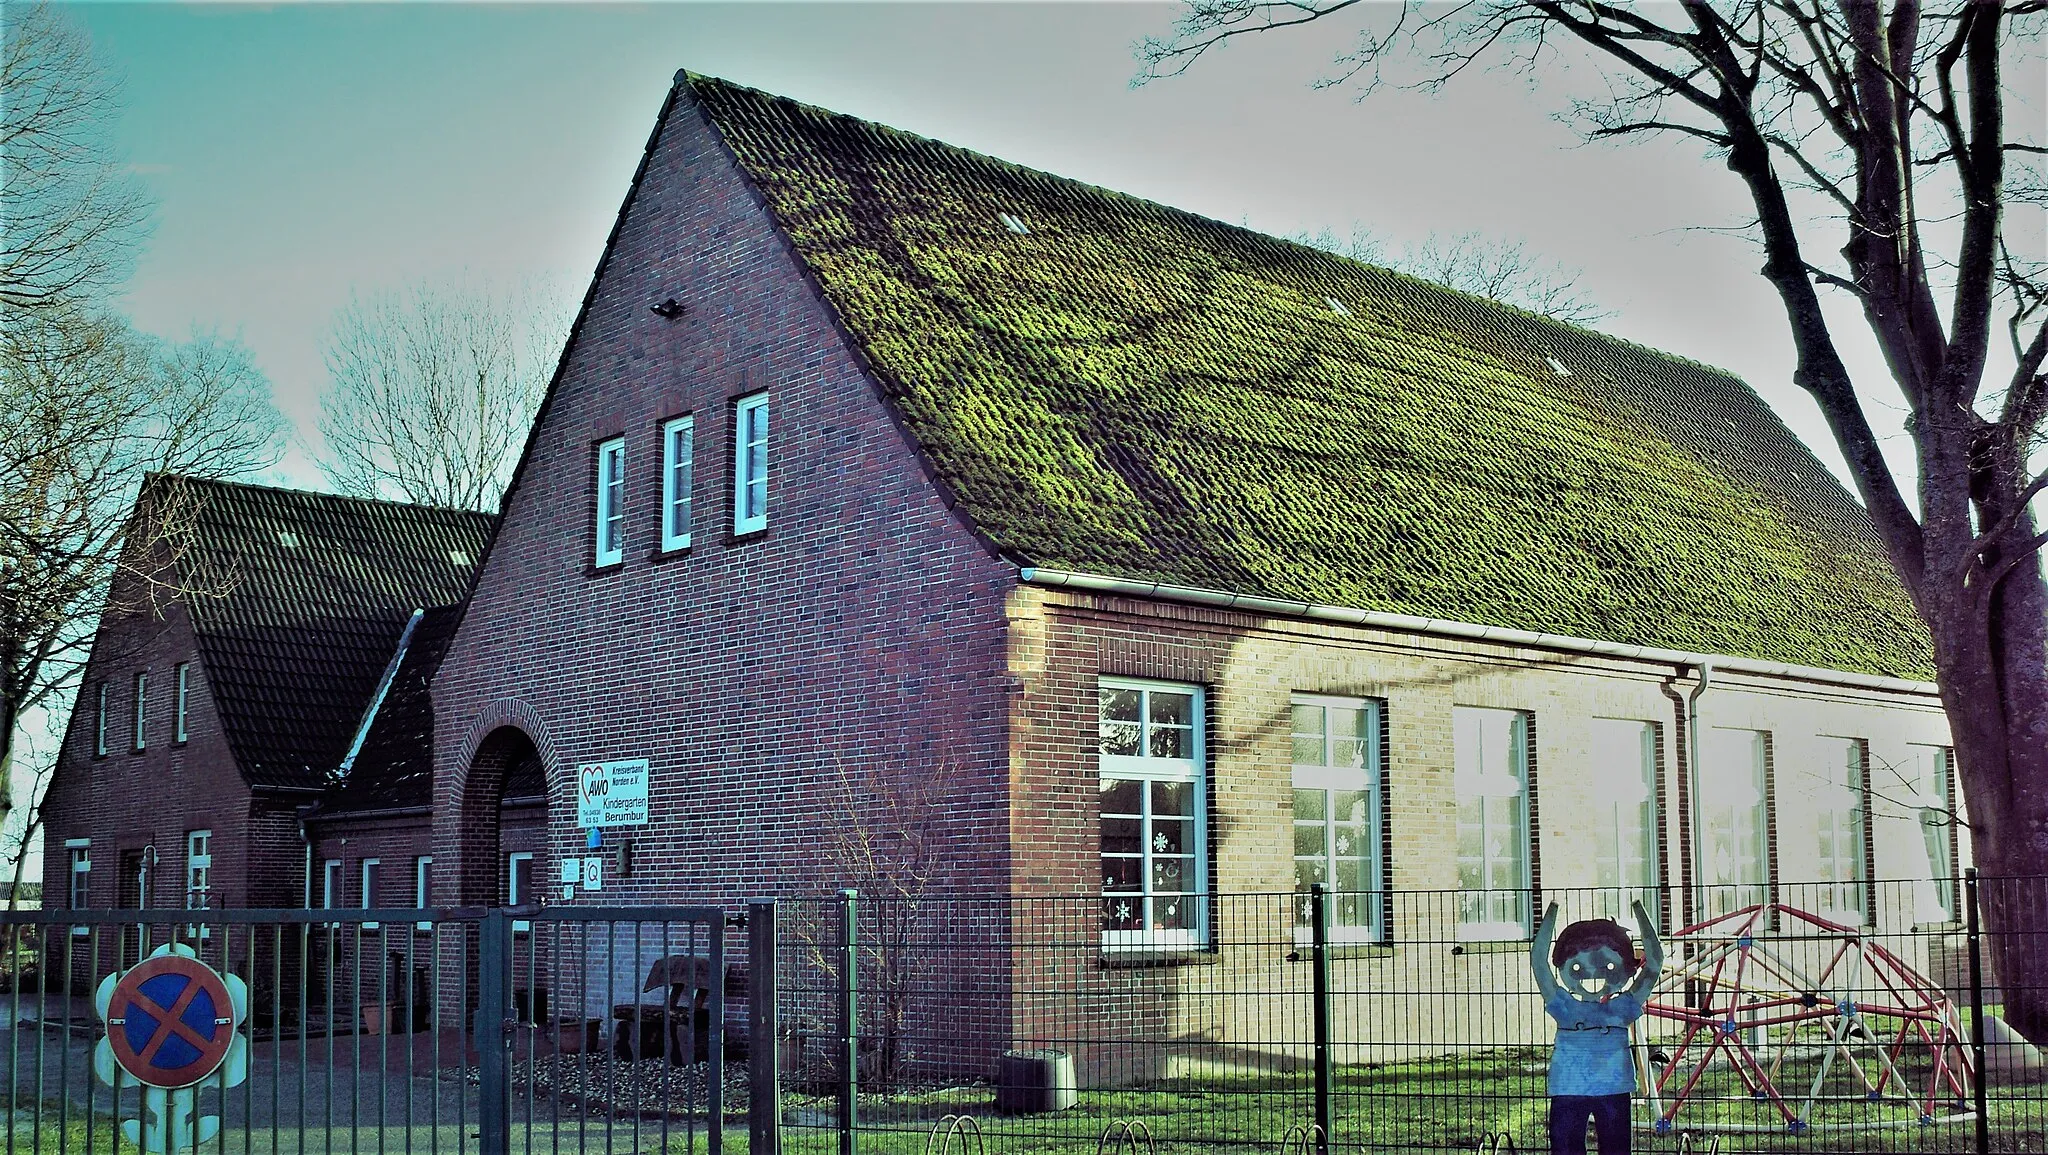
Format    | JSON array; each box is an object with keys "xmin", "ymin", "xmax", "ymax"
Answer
[
  {"xmin": 0, "ymin": 904, "xmax": 742, "ymax": 1155},
  {"xmin": 3, "ymin": 879, "xmax": 2043, "ymax": 1154},
  {"xmin": 774, "ymin": 876, "xmax": 2048, "ymax": 1155}
]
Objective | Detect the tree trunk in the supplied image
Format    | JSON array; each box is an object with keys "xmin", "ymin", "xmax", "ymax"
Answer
[
  {"xmin": 1979, "ymin": 872, "xmax": 2048, "ymax": 1045},
  {"xmin": 1941, "ymin": 550, "xmax": 2048, "ymax": 1046}
]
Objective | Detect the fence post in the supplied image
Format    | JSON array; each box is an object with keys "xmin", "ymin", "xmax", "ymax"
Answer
[
  {"xmin": 839, "ymin": 889, "xmax": 859, "ymax": 1155},
  {"xmin": 1966, "ymin": 868, "xmax": 1989, "ymax": 1155},
  {"xmin": 477, "ymin": 907, "xmax": 512, "ymax": 1155},
  {"xmin": 751, "ymin": 899, "xmax": 782, "ymax": 1155},
  {"xmin": 1310, "ymin": 883, "xmax": 1332, "ymax": 1155}
]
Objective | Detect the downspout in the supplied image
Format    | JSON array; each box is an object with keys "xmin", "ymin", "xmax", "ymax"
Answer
[{"xmin": 1684, "ymin": 662, "xmax": 1713, "ymax": 928}]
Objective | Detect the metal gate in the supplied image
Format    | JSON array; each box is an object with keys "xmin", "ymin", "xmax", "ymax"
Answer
[{"xmin": 0, "ymin": 903, "xmax": 771, "ymax": 1155}]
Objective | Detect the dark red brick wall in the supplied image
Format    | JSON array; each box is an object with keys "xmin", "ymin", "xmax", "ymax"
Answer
[
  {"xmin": 41, "ymin": 596, "xmax": 261, "ymax": 910},
  {"xmin": 38, "ymin": 591, "xmax": 279, "ymax": 989},
  {"xmin": 429, "ymin": 81, "xmax": 1018, "ymax": 920}
]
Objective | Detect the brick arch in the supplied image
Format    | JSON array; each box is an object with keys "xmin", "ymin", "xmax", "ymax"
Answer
[{"xmin": 439, "ymin": 699, "xmax": 560, "ymax": 906}]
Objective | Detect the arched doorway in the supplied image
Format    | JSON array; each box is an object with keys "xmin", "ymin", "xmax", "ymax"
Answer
[
  {"xmin": 448, "ymin": 725, "xmax": 551, "ymax": 907},
  {"xmin": 443, "ymin": 719, "xmax": 555, "ymax": 1026}
]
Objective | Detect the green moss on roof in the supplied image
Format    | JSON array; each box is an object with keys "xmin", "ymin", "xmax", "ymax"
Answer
[{"xmin": 688, "ymin": 75, "xmax": 1932, "ymax": 679}]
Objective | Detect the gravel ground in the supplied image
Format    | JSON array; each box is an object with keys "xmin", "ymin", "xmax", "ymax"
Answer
[{"xmin": 467, "ymin": 1055, "xmax": 751, "ymax": 1121}]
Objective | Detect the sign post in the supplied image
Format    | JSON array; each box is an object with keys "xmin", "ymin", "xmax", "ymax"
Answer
[{"xmin": 93, "ymin": 944, "xmax": 249, "ymax": 1153}]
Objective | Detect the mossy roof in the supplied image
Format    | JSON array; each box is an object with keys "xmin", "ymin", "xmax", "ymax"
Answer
[{"xmin": 686, "ymin": 75, "xmax": 1931, "ymax": 679}]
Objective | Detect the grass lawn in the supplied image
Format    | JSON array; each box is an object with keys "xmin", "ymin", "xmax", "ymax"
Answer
[{"xmin": 773, "ymin": 1044, "xmax": 2048, "ymax": 1155}]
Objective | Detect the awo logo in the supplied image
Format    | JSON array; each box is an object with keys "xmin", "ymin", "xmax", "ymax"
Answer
[{"xmin": 574, "ymin": 758, "xmax": 650, "ymax": 829}]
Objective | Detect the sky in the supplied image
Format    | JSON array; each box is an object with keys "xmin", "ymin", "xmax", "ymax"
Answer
[
  {"xmin": 14, "ymin": 2, "xmax": 2041, "ymax": 875},
  {"xmin": 70, "ymin": 0, "xmax": 2042, "ymax": 494}
]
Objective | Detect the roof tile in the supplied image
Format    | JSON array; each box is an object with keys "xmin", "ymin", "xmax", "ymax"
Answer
[{"xmin": 688, "ymin": 75, "xmax": 1931, "ymax": 678}]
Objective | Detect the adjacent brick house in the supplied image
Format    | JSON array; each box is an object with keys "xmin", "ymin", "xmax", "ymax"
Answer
[
  {"xmin": 427, "ymin": 73, "xmax": 1965, "ymax": 1063},
  {"xmin": 39, "ymin": 477, "xmax": 493, "ymax": 995}
]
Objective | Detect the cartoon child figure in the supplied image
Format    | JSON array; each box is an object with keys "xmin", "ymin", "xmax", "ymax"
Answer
[{"xmin": 1530, "ymin": 899, "xmax": 1664, "ymax": 1155}]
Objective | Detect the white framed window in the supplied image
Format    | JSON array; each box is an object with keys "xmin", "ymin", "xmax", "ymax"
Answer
[
  {"xmin": 1812, "ymin": 738, "xmax": 1867, "ymax": 924},
  {"xmin": 507, "ymin": 852, "xmax": 534, "ymax": 933},
  {"xmin": 67, "ymin": 840, "xmax": 90, "ymax": 935},
  {"xmin": 414, "ymin": 855, "xmax": 433, "ymax": 931},
  {"xmin": 360, "ymin": 858, "xmax": 381, "ymax": 929},
  {"xmin": 1454, "ymin": 706, "xmax": 1533, "ymax": 940},
  {"xmin": 94, "ymin": 683, "xmax": 107, "ymax": 757},
  {"xmin": 174, "ymin": 663, "xmax": 189, "ymax": 743},
  {"xmin": 1904, "ymin": 745, "xmax": 1957, "ymax": 922},
  {"xmin": 1098, "ymin": 678, "xmax": 1207, "ymax": 950},
  {"xmin": 661, "ymin": 415, "xmax": 695, "ymax": 552},
  {"xmin": 1698, "ymin": 728, "xmax": 1770, "ymax": 919},
  {"xmin": 321, "ymin": 859, "xmax": 341, "ymax": 910},
  {"xmin": 1291, "ymin": 696, "xmax": 1384, "ymax": 943},
  {"xmin": 184, "ymin": 830, "xmax": 211, "ymax": 908},
  {"xmin": 132, "ymin": 671, "xmax": 147, "ymax": 751},
  {"xmin": 1589, "ymin": 719, "xmax": 1659, "ymax": 923},
  {"xmin": 593, "ymin": 437, "xmax": 625, "ymax": 567},
  {"xmin": 732, "ymin": 392, "xmax": 769, "ymax": 535}
]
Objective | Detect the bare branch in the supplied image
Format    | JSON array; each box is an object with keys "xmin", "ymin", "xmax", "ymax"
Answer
[
  {"xmin": 0, "ymin": 2, "xmax": 149, "ymax": 313},
  {"xmin": 317, "ymin": 279, "xmax": 568, "ymax": 511}
]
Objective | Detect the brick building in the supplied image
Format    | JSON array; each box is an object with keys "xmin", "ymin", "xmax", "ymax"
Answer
[
  {"xmin": 41, "ymin": 74, "xmax": 1967, "ymax": 1068},
  {"xmin": 425, "ymin": 73, "xmax": 1965, "ymax": 1060},
  {"xmin": 39, "ymin": 476, "xmax": 493, "ymax": 995}
]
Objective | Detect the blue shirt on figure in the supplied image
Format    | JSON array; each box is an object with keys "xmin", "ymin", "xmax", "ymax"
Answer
[{"xmin": 1544, "ymin": 989, "xmax": 1645, "ymax": 1096}]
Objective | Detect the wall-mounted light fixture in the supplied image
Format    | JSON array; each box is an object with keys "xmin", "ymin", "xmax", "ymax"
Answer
[{"xmin": 650, "ymin": 298, "xmax": 685, "ymax": 320}]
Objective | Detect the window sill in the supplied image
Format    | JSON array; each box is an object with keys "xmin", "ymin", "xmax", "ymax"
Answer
[
  {"xmin": 1914, "ymin": 920, "xmax": 1964, "ymax": 934},
  {"xmin": 1098, "ymin": 948, "xmax": 1217, "ymax": 970},
  {"xmin": 1450, "ymin": 939, "xmax": 1532, "ymax": 955},
  {"xmin": 647, "ymin": 543, "xmax": 692, "ymax": 565},
  {"xmin": 585, "ymin": 560, "xmax": 625, "ymax": 578},
  {"xmin": 1287, "ymin": 943, "xmax": 1394, "ymax": 961},
  {"xmin": 724, "ymin": 527, "xmax": 768, "ymax": 547}
]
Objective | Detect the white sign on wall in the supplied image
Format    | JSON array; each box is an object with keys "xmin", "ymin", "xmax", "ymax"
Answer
[
  {"xmin": 575, "ymin": 759, "xmax": 649, "ymax": 829},
  {"xmin": 581, "ymin": 856, "xmax": 603, "ymax": 892}
]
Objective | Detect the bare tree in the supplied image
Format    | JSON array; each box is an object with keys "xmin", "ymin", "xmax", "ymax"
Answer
[
  {"xmin": 1297, "ymin": 224, "xmax": 1612, "ymax": 323},
  {"xmin": 0, "ymin": 307, "xmax": 286, "ymax": 831},
  {"xmin": 0, "ymin": 1, "xmax": 149, "ymax": 315},
  {"xmin": 1, "ymin": 713, "xmax": 59, "ymax": 913},
  {"xmin": 317, "ymin": 280, "xmax": 566, "ymax": 512},
  {"xmin": 1144, "ymin": 0, "xmax": 2048, "ymax": 1040},
  {"xmin": 796, "ymin": 756, "xmax": 957, "ymax": 1086}
]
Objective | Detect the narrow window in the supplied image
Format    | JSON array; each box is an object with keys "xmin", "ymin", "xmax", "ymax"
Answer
[
  {"xmin": 360, "ymin": 858, "xmax": 381, "ymax": 929},
  {"xmin": 94, "ymin": 683, "xmax": 107, "ymax": 757},
  {"xmin": 1098, "ymin": 678, "xmax": 1207, "ymax": 950},
  {"xmin": 1698, "ymin": 729, "xmax": 1770, "ymax": 919},
  {"xmin": 732, "ymin": 393, "xmax": 769, "ymax": 535},
  {"xmin": 661, "ymin": 415, "xmax": 695, "ymax": 552},
  {"xmin": 184, "ymin": 830, "xmax": 212, "ymax": 938},
  {"xmin": 132, "ymin": 672, "xmax": 147, "ymax": 751},
  {"xmin": 414, "ymin": 855, "xmax": 433, "ymax": 930},
  {"xmin": 507, "ymin": 851, "xmax": 534, "ymax": 933},
  {"xmin": 1453, "ymin": 706, "xmax": 1533, "ymax": 939},
  {"xmin": 593, "ymin": 437, "xmax": 625, "ymax": 567},
  {"xmin": 174, "ymin": 663, "xmax": 189, "ymax": 743},
  {"xmin": 1589, "ymin": 719, "xmax": 1660, "ymax": 922},
  {"xmin": 1812, "ymin": 738, "xmax": 1868, "ymax": 923},
  {"xmin": 321, "ymin": 859, "xmax": 342, "ymax": 910},
  {"xmin": 1906, "ymin": 745, "xmax": 1957, "ymax": 922},
  {"xmin": 67, "ymin": 840, "xmax": 90, "ymax": 934},
  {"xmin": 1291, "ymin": 696, "xmax": 1385, "ymax": 943}
]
